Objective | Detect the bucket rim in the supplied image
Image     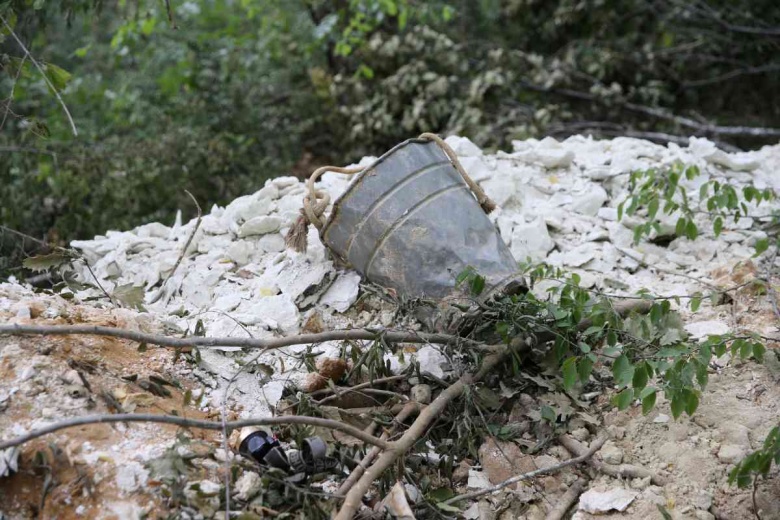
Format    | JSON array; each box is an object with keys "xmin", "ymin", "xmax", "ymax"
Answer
[{"xmin": 319, "ymin": 137, "xmax": 444, "ymax": 237}]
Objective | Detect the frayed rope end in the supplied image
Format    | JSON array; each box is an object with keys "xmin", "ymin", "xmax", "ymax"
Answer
[{"xmin": 285, "ymin": 211, "xmax": 310, "ymax": 253}]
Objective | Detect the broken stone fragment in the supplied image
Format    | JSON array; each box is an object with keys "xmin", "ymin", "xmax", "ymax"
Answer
[
  {"xmin": 319, "ymin": 272, "xmax": 361, "ymax": 313},
  {"xmin": 684, "ymin": 320, "xmax": 731, "ymax": 340},
  {"xmin": 716, "ymin": 444, "xmax": 746, "ymax": 464},
  {"xmin": 578, "ymin": 487, "xmax": 638, "ymax": 514},
  {"xmin": 238, "ymin": 216, "xmax": 283, "ymax": 237},
  {"xmin": 233, "ymin": 471, "xmax": 262, "ymax": 501},
  {"xmin": 510, "ymin": 218, "xmax": 554, "ymax": 262},
  {"xmin": 600, "ymin": 441, "xmax": 624, "ymax": 465}
]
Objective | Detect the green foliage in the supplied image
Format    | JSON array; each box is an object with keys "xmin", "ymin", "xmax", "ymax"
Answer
[
  {"xmin": 729, "ymin": 425, "xmax": 780, "ymax": 488},
  {"xmin": 473, "ymin": 263, "xmax": 768, "ymax": 424},
  {"xmin": 3, "ymin": 0, "xmax": 780, "ymax": 269},
  {"xmin": 620, "ymin": 162, "xmax": 776, "ymax": 256}
]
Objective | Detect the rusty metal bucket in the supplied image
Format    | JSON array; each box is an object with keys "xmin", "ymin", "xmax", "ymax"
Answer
[{"xmin": 319, "ymin": 138, "xmax": 519, "ymax": 298}]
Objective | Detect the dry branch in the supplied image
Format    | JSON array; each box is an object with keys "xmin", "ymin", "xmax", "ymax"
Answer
[
  {"xmin": 333, "ymin": 300, "xmax": 652, "ymax": 519},
  {"xmin": 559, "ymin": 435, "xmax": 667, "ymax": 486},
  {"xmin": 0, "ymin": 413, "xmax": 390, "ymax": 451},
  {"xmin": 545, "ymin": 477, "xmax": 587, "ymax": 520},
  {"xmin": 337, "ymin": 402, "xmax": 422, "ymax": 496},
  {"xmin": 442, "ymin": 434, "xmax": 607, "ymax": 505},
  {"xmin": 0, "ymin": 324, "xmax": 477, "ymax": 351}
]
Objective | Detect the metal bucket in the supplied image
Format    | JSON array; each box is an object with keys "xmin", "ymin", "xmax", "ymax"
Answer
[{"xmin": 320, "ymin": 138, "xmax": 519, "ymax": 298}]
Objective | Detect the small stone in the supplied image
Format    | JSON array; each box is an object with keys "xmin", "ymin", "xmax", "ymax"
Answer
[
  {"xmin": 571, "ymin": 185, "xmax": 608, "ymax": 216},
  {"xmin": 238, "ymin": 216, "xmax": 283, "ymax": 237},
  {"xmin": 411, "ymin": 384, "xmax": 432, "ymax": 404},
  {"xmin": 692, "ymin": 490, "xmax": 713, "ymax": 510},
  {"xmin": 653, "ymin": 414, "xmax": 670, "ymax": 424},
  {"xmin": 467, "ymin": 469, "xmax": 491, "ymax": 489},
  {"xmin": 600, "ymin": 442, "xmax": 624, "ymax": 465},
  {"xmin": 598, "ymin": 207, "xmax": 619, "ymax": 221},
  {"xmin": 226, "ymin": 241, "xmax": 254, "ymax": 265},
  {"xmin": 717, "ymin": 444, "xmax": 746, "ymax": 464},
  {"xmin": 630, "ymin": 477, "xmax": 651, "ymax": 490},
  {"xmin": 695, "ymin": 511, "xmax": 715, "ymax": 520},
  {"xmin": 234, "ymin": 471, "xmax": 262, "ymax": 501},
  {"xmin": 319, "ymin": 272, "xmax": 361, "ymax": 313},
  {"xmin": 578, "ymin": 488, "xmax": 638, "ymax": 514},
  {"xmin": 571, "ymin": 427, "xmax": 590, "ymax": 442},
  {"xmin": 510, "ymin": 218, "xmax": 554, "ymax": 262}
]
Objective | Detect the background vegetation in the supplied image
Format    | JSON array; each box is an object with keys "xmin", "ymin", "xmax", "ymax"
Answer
[{"xmin": 1, "ymin": 0, "xmax": 779, "ymax": 274}]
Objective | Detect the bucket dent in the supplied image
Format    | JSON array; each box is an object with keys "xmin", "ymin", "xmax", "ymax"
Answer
[{"xmin": 321, "ymin": 138, "xmax": 520, "ymax": 298}]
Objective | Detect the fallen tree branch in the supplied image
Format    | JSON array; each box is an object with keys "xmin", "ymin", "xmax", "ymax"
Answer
[
  {"xmin": 545, "ymin": 477, "xmax": 587, "ymax": 520},
  {"xmin": 0, "ymin": 324, "xmax": 478, "ymax": 351},
  {"xmin": 0, "ymin": 413, "xmax": 390, "ymax": 451},
  {"xmin": 442, "ymin": 434, "xmax": 607, "ymax": 505},
  {"xmin": 559, "ymin": 435, "xmax": 666, "ymax": 486},
  {"xmin": 335, "ymin": 301, "xmax": 652, "ymax": 519},
  {"xmin": 337, "ymin": 402, "xmax": 422, "ymax": 496}
]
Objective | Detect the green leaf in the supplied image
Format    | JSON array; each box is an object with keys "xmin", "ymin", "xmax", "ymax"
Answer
[
  {"xmin": 657, "ymin": 504, "xmax": 673, "ymax": 520},
  {"xmin": 44, "ymin": 63, "xmax": 72, "ymax": 91},
  {"xmin": 685, "ymin": 220, "xmax": 698, "ymax": 240},
  {"xmin": 607, "ymin": 330, "xmax": 617, "ymax": 346},
  {"xmin": 754, "ymin": 238, "xmax": 770, "ymax": 256},
  {"xmin": 641, "ymin": 388, "xmax": 657, "ymax": 414},
  {"xmin": 137, "ymin": 342, "xmax": 148, "ymax": 353},
  {"xmin": 648, "ymin": 197, "xmax": 659, "ymax": 219},
  {"xmin": 684, "ymin": 390, "xmax": 699, "ymax": 416},
  {"xmin": 612, "ymin": 355, "xmax": 634, "ymax": 387},
  {"xmin": 562, "ymin": 357, "xmax": 578, "ymax": 391},
  {"xmin": 675, "ymin": 217, "xmax": 686, "ymax": 236},
  {"xmin": 613, "ymin": 388, "xmax": 634, "ymax": 410},
  {"xmin": 713, "ymin": 217, "xmax": 723, "ymax": 237},
  {"xmin": 540, "ymin": 405, "xmax": 557, "ymax": 423},
  {"xmin": 690, "ymin": 295, "xmax": 702, "ymax": 312},
  {"xmin": 670, "ymin": 393, "xmax": 685, "ymax": 419},
  {"xmin": 753, "ymin": 342, "xmax": 766, "ymax": 363},
  {"xmin": 470, "ymin": 274, "xmax": 485, "ymax": 296},
  {"xmin": 578, "ymin": 356, "xmax": 594, "ymax": 384},
  {"xmin": 183, "ymin": 389, "xmax": 192, "ymax": 407},
  {"xmin": 632, "ymin": 362, "xmax": 649, "ymax": 390}
]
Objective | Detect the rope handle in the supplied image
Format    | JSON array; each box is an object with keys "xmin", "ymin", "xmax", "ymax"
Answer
[{"xmin": 285, "ymin": 134, "xmax": 497, "ymax": 252}]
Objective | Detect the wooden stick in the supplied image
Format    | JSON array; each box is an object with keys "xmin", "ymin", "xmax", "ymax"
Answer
[
  {"xmin": 0, "ymin": 324, "xmax": 478, "ymax": 351},
  {"xmin": 545, "ymin": 477, "xmax": 587, "ymax": 520},
  {"xmin": 559, "ymin": 435, "xmax": 666, "ymax": 486}
]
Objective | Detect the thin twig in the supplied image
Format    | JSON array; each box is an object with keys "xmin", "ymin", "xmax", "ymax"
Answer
[
  {"xmin": 0, "ymin": 54, "xmax": 26, "ymax": 130},
  {"xmin": 559, "ymin": 435, "xmax": 666, "ymax": 485},
  {"xmin": 81, "ymin": 259, "xmax": 116, "ymax": 306},
  {"xmin": 163, "ymin": 190, "xmax": 202, "ymax": 286},
  {"xmin": 0, "ymin": 324, "xmax": 477, "ymax": 351},
  {"xmin": 443, "ymin": 434, "xmax": 607, "ymax": 505},
  {"xmin": 0, "ymin": 15, "xmax": 78, "ymax": 136},
  {"xmin": 164, "ymin": 0, "xmax": 178, "ymax": 29},
  {"xmin": 0, "ymin": 413, "xmax": 390, "ymax": 451}
]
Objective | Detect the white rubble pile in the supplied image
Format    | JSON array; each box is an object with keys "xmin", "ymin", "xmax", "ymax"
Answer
[{"xmin": 15, "ymin": 134, "xmax": 775, "ymax": 419}]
